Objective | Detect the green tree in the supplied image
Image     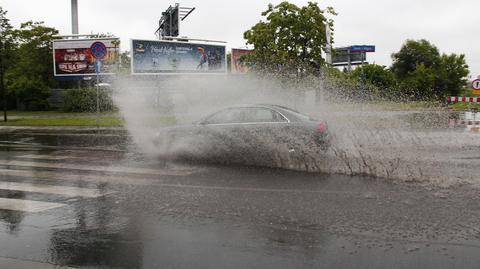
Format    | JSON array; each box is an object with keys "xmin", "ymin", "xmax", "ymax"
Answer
[
  {"xmin": 391, "ymin": 39, "xmax": 440, "ymax": 79},
  {"xmin": 350, "ymin": 64, "xmax": 397, "ymax": 89},
  {"xmin": 6, "ymin": 21, "xmax": 58, "ymax": 110},
  {"xmin": 243, "ymin": 1, "xmax": 336, "ymax": 74},
  {"xmin": 0, "ymin": 7, "xmax": 16, "ymax": 120},
  {"xmin": 118, "ymin": 51, "xmax": 131, "ymax": 74},
  {"xmin": 435, "ymin": 53, "xmax": 469, "ymax": 96},
  {"xmin": 398, "ymin": 64, "xmax": 436, "ymax": 99},
  {"xmin": 391, "ymin": 39, "xmax": 469, "ymax": 99}
]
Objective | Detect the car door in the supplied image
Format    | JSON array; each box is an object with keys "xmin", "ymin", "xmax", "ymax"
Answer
[{"xmin": 198, "ymin": 108, "xmax": 250, "ymax": 159}]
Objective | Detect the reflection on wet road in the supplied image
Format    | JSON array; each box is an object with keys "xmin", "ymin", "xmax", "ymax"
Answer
[{"xmin": 0, "ymin": 131, "xmax": 480, "ymax": 268}]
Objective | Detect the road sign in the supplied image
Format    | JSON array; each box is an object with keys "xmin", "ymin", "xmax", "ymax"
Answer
[
  {"xmin": 350, "ymin": 45, "xmax": 375, "ymax": 53},
  {"xmin": 90, "ymin": 41, "xmax": 107, "ymax": 59},
  {"xmin": 472, "ymin": 79, "xmax": 480, "ymax": 90},
  {"xmin": 472, "ymin": 79, "xmax": 480, "ymax": 95}
]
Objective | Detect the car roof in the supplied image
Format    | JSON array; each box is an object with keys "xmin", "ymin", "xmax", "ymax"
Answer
[{"xmin": 216, "ymin": 104, "xmax": 312, "ymax": 122}]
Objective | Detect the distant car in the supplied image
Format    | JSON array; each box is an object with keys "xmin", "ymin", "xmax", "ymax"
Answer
[{"xmin": 154, "ymin": 104, "xmax": 330, "ymax": 164}]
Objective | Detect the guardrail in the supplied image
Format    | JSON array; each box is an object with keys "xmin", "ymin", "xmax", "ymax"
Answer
[{"xmin": 447, "ymin": 96, "xmax": 480, "ymax": 103}]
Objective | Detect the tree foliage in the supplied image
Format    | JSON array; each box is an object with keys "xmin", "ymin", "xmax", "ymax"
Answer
[
  {"xmin": 391, "ymin": 39, "xmax": 469, "ymax": 99},
  {"xmin": 350, "ymin": 64, "xmax": 397, "ymax": 90},
  {"xmin": 243, "ymin": 1, "xmax": 335, "ymax": 74},
  {"xmin": 0, "ymin": 7, "xmax": 17, "ymax": 114},
  {"xmin": 391, "ymin": 39, "xmax": 440, "ymax": 78},
  {"xmin": 5, "ymin": 21, "xmax": 59, "ymax": 110}
]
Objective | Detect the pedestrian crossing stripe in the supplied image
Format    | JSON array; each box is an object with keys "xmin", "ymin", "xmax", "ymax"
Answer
[
  {"xmin": 0, "ymin": 168, "xmax": 153, "ymax": 186},
  {"xmin": 0, "ymin": 181, "xmax": 111, "ymax": 198},
  {"xmin": 0, "ymin": 160, "xmax": 192, "ymax": 176},
  {"xmin": 0, "ymin": 197, "xmax": 65, "ymax": 212},
  {"xmin": 16, "ymin": 154, "xmax": 70, "ymax": 160}
]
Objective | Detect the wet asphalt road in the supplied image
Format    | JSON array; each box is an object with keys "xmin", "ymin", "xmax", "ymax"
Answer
[{"xmin": 0, "ymin": 129, "xmax": 479, "ymax": 268}]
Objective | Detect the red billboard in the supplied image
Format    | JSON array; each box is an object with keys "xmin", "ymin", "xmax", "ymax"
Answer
[
  {"xmin": 231, "ymin": 48, "xmax": 253, "ymax": 74},
  {"xmin": 53, "ymin": 38, "xmax": 119, "ymax": 77}
]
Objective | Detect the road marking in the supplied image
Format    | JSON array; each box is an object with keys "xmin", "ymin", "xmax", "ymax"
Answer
[
  {"xmin": 0, "ymin": 198, "xmax": 65, "ymax": 212},
  {"xmin": 0, "ymin": 160, "xmax": 193, "ymax": 176},
  {"xmin": 152, "ymin": 183, "xmax": 378, "ymax": 195},
  {"xmin": 0, "ymin": 256, "xmax": 76, "ymax": 269},
  {"xmin": 0, "ymin": 182, "xmax": 111, "ymax": 198},
  {"xmin": 0, "ymin": 168, "xmax": 379, "ymax": 196},
  {"xmin": 0, "ymin": 168, "xmax": 154, "ymax": 185},
  {"xmin": 17, "ymin": 154, "xmax": 70, "ymax": 160}
]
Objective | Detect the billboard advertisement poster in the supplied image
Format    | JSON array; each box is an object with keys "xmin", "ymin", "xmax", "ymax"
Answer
[
  {"xmin": 131, "ymin": 39, "xmax": 226, "ymax": 74},
  {"xmin": 332, "ymin": 48, "xmax": 366, "ymax": 64},
  {"xmin": 53, "ymin": 38, "xmax": 119, "ymax": 77},
  {"xmin": 231, "ymin": 48, "xmax": 254, "ymax": 74}
]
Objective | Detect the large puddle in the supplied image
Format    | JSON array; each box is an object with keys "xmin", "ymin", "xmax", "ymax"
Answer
[{"xmin": 111, "ymin": 75, "xmax": 480, "ymax": 186}]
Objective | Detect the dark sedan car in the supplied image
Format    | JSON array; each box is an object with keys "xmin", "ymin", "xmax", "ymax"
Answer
[{"xmin": 154, "ymin": 104, "xmax": 330, "ymax": 168}]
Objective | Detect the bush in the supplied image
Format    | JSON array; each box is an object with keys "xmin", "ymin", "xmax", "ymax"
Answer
[{"xmin": 61, "ymin": 87, "xmax": 116, "ymax": 112}]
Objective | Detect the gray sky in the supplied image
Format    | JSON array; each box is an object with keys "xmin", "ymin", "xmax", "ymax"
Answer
[{"xmin": 2, "ymin": 0, "xmax": 479, "ymax": 77}]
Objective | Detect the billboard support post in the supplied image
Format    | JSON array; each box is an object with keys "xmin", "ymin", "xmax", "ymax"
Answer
[{"xmin": 71, "ymin": 0, "xmax": 79, "ymax": 36}]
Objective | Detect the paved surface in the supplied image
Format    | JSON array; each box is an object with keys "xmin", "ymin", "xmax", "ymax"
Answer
[{"xmin": 0, "ymin": 129, "xmax": 479, "ymax": 268}]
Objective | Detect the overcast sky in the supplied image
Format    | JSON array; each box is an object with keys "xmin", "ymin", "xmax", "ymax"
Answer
[{"xmin": 2, "ymin": 0, "xmax": 479, "ymax": 77}]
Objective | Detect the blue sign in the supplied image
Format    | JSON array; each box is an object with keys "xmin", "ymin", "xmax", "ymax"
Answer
[
  {"xmin": 90, "ymin": 41, "xmax": 107, "ymax": 59},
  {"xmin": 350, "ymin": 45, "xmax": 375, "ymax": 53}
]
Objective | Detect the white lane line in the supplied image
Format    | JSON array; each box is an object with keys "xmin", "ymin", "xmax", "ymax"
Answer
[
  {"xmin": 17, "ymin": 154, "xmax": 70, "ymax": 160},
  {"xmin": 0, "ymin": 169, "xmax": 378, "ymax": 196},
  {"xmin": 0, "ymin": 160, "xmax": 192, "ymax": 176},
  {"xmin": 0, "ymin": 198, "xmax": 65, "ymax": 212},
  {"xmin": 0, "ymin": 182, "xmax": 111, "ymax": 198}
]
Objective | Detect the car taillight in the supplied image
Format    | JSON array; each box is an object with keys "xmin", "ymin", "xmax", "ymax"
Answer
[{"xmin": 317, "ymin": 122, "xmax": 328, "ymax": 134}]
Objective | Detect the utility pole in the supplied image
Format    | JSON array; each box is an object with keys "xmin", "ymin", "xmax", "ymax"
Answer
[
  {"xmin": 71, "ymin": 0, "xmax": 81, "ymax": 88},
  {"xmin": 71, "ymin": 0, "xmax": 79, "ymax": 36}
]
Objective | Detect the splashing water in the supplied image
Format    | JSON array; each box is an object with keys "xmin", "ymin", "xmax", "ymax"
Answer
[{"xmin": 112, "ymin": 74, "xmax": 480, "ymax": 187}]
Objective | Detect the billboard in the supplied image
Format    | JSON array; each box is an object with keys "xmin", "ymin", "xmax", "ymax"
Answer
[
  {"xmin": 231, "ymin": 48, "xmax": 253, "ymax": 74},
  {"xmin": 332, "ymin": 47, "xmax": 366, "ymax": 64},
  {"xmin": 53, "ymin": 38, "xmax": 119, "ymax": 77},
  {"xmin": 131, "ymin": 39, "xmax": 226, "ymax": 74}
]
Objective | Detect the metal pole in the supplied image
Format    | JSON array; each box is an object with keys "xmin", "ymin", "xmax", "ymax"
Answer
[
  {"xmin": 347, "ymin": 49, "xmax": 351, "ymax": 72},
  {"xmin": 0, "ymin": 18, "xmax": 6, "ymax": 122},
  {"xmin": 360, "ymin": 52, "xmax": 365, "ymax": 100},
  {"xmin": 95, "ymin": 61, "xmax": 100, "ymax": 129},
  {"xmin": 325, "ymin": 24, "xmax": 332, "ymax": 65},
  {"xmin": 71, "ymin": 0, "xmax": 79, "ymax": 36},
  {"xmin": 96, "ymin": 79, "xmax": 99, "ymax": 128}
]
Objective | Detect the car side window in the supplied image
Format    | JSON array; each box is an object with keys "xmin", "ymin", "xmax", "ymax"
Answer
[
  {"xmin": 242, "ymin": 108, "xmax": 287, "ymax": 123},
  {"xmin": 202, "ymin": 107, "xmax": 288, "ymax": 124},
  {"xmin": 203, "ymin": 108, "xmax": 244, "ymax": 124}
]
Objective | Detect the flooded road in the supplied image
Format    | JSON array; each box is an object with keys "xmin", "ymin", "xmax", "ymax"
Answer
[{"xmin": 0, "ymin": 128, "xmax": 480, "ymax": 268}]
